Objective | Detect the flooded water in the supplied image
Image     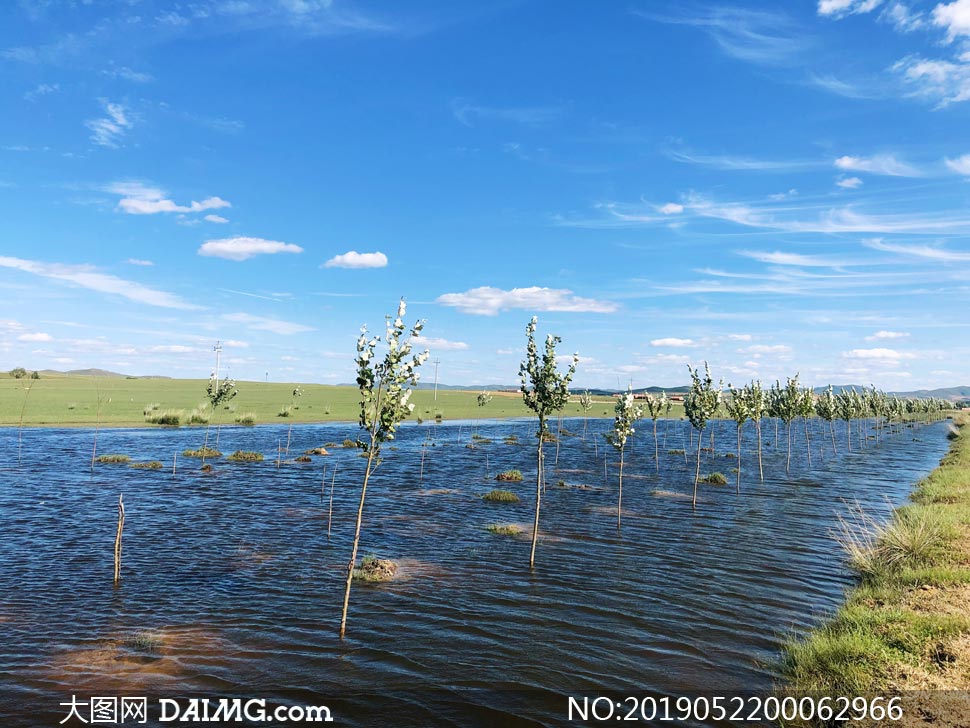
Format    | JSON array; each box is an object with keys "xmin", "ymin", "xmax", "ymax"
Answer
[{"xmin": 0, "ymin": 417, "xmax": 951, "ymax": 726}]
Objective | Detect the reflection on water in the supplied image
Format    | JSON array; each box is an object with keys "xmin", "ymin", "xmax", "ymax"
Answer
[{"xmin": 0, "ymin": 418, "xmax": 950, "ymax": 726}]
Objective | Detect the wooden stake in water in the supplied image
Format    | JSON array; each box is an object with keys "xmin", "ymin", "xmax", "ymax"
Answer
[
  {"xmin": 457, "ymin": 424, "xmax": 462, "ymax": 445},
  {"xmin": 327, "ymin": 466, "xmax": 337, "ymax": 540},
  {"xmin": 286, "ymin": 423, "xmax": 293, "ymax": 455},
  {"xmin": 172, "ymin": 452, "xmax": 177, "ymax": 476},
  {"xmin": 485, "ymin": 451, "xmax": 489, "ymax": 480},
  {"xmin": 420, "ymin": 446, "xmax": 426, "ymax": 483},
  {"xmin": 113, "ymin": 494, "xmax": 125, "ymax": 586},
  {"xmin": 276, "ymin": 439, "xmax": 282, "ymax": 469}
]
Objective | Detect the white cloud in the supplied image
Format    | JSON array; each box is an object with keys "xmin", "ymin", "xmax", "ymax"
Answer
[
  {"xmin": 0, "ymin": 256, "xmax": 198, "ymax": 309},
  {"xmin": 223, "ymin": 339, "xmax": 249, "ymax": 348},
  {"xmin": 411, "ymin": 336, "xmax": 469, "ymax": 351},
  {"xmin": 204, "ymin": 214, "xmax": 229, "ymax": 223},
  {"xmin": 106, "ymin": 181, "xmax": 231, "ymax": 215},
  {"xmin": 17, "ymin": 332, "xmax": 53, "ymax": 342},
  {"xmin": 452, "ymin": 100, "xmax": 562, "ymax": 127},
  {"xmin": 834, "ymin": 154, "xmax": 921, "ymax": 176},
  {"xmin": 126, "ymin": 258, "xmax": 154, "ymax": 266},
  {"xmin": 945, "ymin": 154, "xmax": 970, "ymax": 175},
  {"xmin": 837, "ymin": 176, "xmax": 864, "ymax": 188},
  {"xmin": 727, "ymin": 333, "xmax": 753, "ymax": 341},
  {"xmin": 650, "ymin": 337, "xmax": 695, "ymax": 347},
  {"xmin": 103, "ymin": 66, "xmax": 153, "ymax": 83},
  {"xmin": 818, "ymin": 0, "xmax": 883, "ymax": 17},
  {"xmin": 659, "ymin": 202, "xmax": 684, "ymax": 214},
  {"xmin": 199, "ymin": 237, "xmax": 303, "ymax": 261},
  {"xmin": 85, "ymin": 100, "xmax": 133, "ymax": 147},
  {"xmin": 323, "ymin": 250, "xmax": 388, "ymax": 269},
  {"xmin": 933, "ymin": 0, "xmax": 970, "ymax": 41},
  {"xmin": 863, "ymin": 238, "xmax": 970, "ymax": 261},
  {"xmin": 149, "ymin": 344, "xmax": 197, "ymax": 353},
  {"xmin": 866, "ymin": 330, "xmax": 910, "ymax": 340},
  {"xmin": 892, "ymin": 56, "xmax": 970, "ymax": 106},
  {"xmin": 737, "ymin": 250, "xmax": 848, "ymax": 267},
  {"xmin": 743, "ymin": 344, "xmax": 792, "ymax": 355},
  {"xmin": 435, "ymin": 286, "xmax": 618, "ymax": 316},
  {"xmin": 843, "ymin": 347, "xmax": 915, "ymax": 361},
  {"xmin": 223, "ymin": 313, "xmax": 314, "ymax": 335},
  {"xmin": 882, "ymin": 2, "xmax": 923, "ymax": 31}
]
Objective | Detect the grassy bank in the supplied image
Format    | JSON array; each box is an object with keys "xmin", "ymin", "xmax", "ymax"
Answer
[
  {"xmin": 0, "ymin": 374, "xmax": 659, "ymax": 427},
  {"xmin": 781, "ymin": 412, "xmax": 970, "ymax": 725}
]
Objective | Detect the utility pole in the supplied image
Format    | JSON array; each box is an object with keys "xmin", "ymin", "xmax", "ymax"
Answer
[
  {"xmin": 433, "ymin": 358, "xmax": 440, "ymax": 402},
  {"xmin": 213, "ymin": 340, "xmax": 223, "ymax": 389}
]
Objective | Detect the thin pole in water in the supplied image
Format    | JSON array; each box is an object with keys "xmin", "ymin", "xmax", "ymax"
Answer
[
  {"xmin": 172, "ymin": 452, "xmax": 177, "ymax": 477},
  {"xmin": 113, "ymin": 494, "xmax": 125, "ymax": 586},
  {"xmin": 328, "ymin": 466, "xmax": 337, "ymax": 540}
]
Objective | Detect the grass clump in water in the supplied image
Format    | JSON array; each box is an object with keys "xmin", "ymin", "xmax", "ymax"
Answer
[
  {"xmin": 342, "ymin": 439, "xmax": 358, "ymax": 448},
  {"xmin": 495, "ymin": 469, "xmax": 523, "ymax": 482},
  {"xmin": 123, "ymin": 630, "xmax": 162, "ymax": 654},
  {"xmin": 487, "ymin": 523, "xmax": 523, "ymax": 536},
  {"xmin": 96, "ymin": 454, "xmax": 130, "ymax": 464},
  {"xmin": 483, "ymin": 489, "xmax": 520, "ymax": 503},
  {"xmin": 504, "ymin": 434, "xmax": 519, "ymax": 445},
  {"xmin": 146, "ymin": 410, "xmax": 181, "ymax": 426},
  {"xmin": 227, "ymin": 450, "xmax": 263, "ymax": 462},
  {"xmin": 352, "ymin": 555, "xmax": 397, "ymax": 583},
  {"xmin": 182, "ymin": 446, "xmax": 221, "ymax": 458},
  {"xmin": 295, "ymin": 455, "xmax": 312, "ymax": 463},
  {"xmin": 667, "ymin": 448, "xmax": 685, "ymax": 455},
  {"xmin": 130, "ymin": 460, "xmax": 164, "ymax": 470},
  {"xmin": 700, "ymin": 472, "xmax": 728, "ymax": 485}
]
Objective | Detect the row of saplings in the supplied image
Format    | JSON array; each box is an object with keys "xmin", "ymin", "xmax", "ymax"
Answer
[{"xmin": 104, "ymin": 301, "xmax": 951, "ymax": 641}]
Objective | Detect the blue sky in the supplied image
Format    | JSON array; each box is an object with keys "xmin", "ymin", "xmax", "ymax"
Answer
[{"xmin": 2, "ymin": 0, "xmax": 970, "ymax": 390}]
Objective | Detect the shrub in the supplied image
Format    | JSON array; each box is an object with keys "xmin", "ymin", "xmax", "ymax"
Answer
[
  {"xmin": 701, "ymin": 472, "xmax": 728, "ymax": 485},
  {"xmin": 342, "ymin": 439, "xmax": 358, "ymax": 448},
  {"xmin": 836, "ymin": 504, "xmax": 948, "ymax": 580},
  {"xmin": 30, "ymin": 370, "xmax": 39, "ymax": 379},
  {"xmin": 130, "ymin": 461, "xmax": 164, "ymax": 470},
  {"xmin": 96, "ymin": 454, "xmax": 130, "ymax": 464},
  {"xmin": 143, "ymin": 403, "xmax": 160, "ymax": 416},
  {"xmin": 483, "ymin": 489, "xmax": 520, "ymax": 503},
  {"xmin": 227, "ymin": 450, "xmax": 263, "ymax": 462},
  {"xmin": 9, "ymin": 367, "xmax": 27, "ymax": 379},
  {"xmin": 496, "ymin": 469, "xmax": 523, "ymax": 482},
  {"xmin": 234, "ymin": 413, "xmax": 257, "ymax": 426},
  {"xmin": 487, "ymin": 523, "xmax": 523, "ymax": 535},
  {"xmin": 277, "ymin": 405, "xmax": 292, "ymax": 418},
  {"xmin": 67, "ymin": 402, "xmax": 76, "ymax": 410},
  {"xmin": 187, "ymin": 408, "xmax": 209, "ymax": 425},
  {"xmin": 182, "ymin": 446, "xmax": 221, "ymax": 458}
]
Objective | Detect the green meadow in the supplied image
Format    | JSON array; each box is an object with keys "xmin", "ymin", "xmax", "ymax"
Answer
[{"xmin": 0, "ymin": 374, "xmax": 676, "ymax": 427}]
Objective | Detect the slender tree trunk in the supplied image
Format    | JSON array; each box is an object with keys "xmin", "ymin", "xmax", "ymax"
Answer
[
  {"xmin": 339, "ymin": 447, "xmax": 376, "ymax": 639},
  {"xmin": 775, "ymin": 419, "xmax": 779, "ymax": 449},
  {"xmin": 617, "ymin": 447, "xmax": 624, "ymax": 529},
  {"xmin": 736, "ymin": 424, "xmax": 742, "ymax": 495},
  {"xmin": 328, "ymin": 466, "xmax": 337, "ymax": 541},
  {"xmin": 846, "ymin": 419, "xmax": 852, "ymax": 452},
  {"xmin": 583, "ymin": 416, "xmax": 588, "ymax": 441},
  {"xmin": 653, "ymin": 419, "xmax": 660, "ymax": 473},
  {"xmin": 693, "ymin": 427, "xmax": 703, "ymax": 509},
  {"xmin": 529, "ymin": 438, "xmax": 544, "ymax": 569},
  {"xmin": 786, "ymin": 422, "xmax": 793, "ymax": 473},
  {"xmin": 113, "ymin": 494, "xmax": 125, "ymax": 586},
  {"xmin": 201, "ymin": 424, "xmax": 210, "ymax": 466},
  {"xmin": 756, "ymin": 419, "xmax": 764, "ymax": 481},
  {"xmin": 804, "ymin": 418, "xmax": 812, "ymax": 469},
  {"xmin": 830, "ymin": 420, "xmax": 837, "ymax": 455},
  {"xmin": 663, "ymin": 418, "xmax": 669, "ymax": 450}
]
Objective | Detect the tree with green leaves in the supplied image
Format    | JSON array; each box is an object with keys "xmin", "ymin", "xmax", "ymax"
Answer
[
  {"xmin": 815, "ymin": 384, "xmax": 838, "ymax": 456},
  {"xmin": 201, "ymin": 372, "xmax": 237, "ymax": 464},
  {"xmin": 520, "ymin": 316, "xmax": 578, "ymax": 568},
  {"xmin": 607, "ymin": 387, "xmax": 643, "ymax": 528},
  {"xmin": 771, "ymin": 376, "xmax": 802, "ymax": 473},
  {"xmin": 799, "ymin": 386, "xmax": 815, "ymax": 469},
  {"xmin": 339, "ymin": 299, "xmax": 429, "ymax": 638},
  {"xmin": 835, "ymin": 388, "xmax": 859, "ymax": 452},
  {"xmin": 742, "ymin": 380, "xmax": 766, "ymax": 481},
  {"xmin": 685, "ymin": 362, "xmax": 722, "ymax": 508},
  {"xmin": 642, "ymin": 392, "xmax": 668, "ymax": 473},
  {"xmin": 725, "ymin": 384, "xmax": 753, "ymax": 495},
  {"xmin": 578, "ymin": 389, "xmax": 594, "ymax": 440}
]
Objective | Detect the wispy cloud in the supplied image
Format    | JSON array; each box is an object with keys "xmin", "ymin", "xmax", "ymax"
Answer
[
  {"xmin": 199, "ymin": 237, "xmax": 303, "ymax": 261},
  {"xmin": 0, "ymin": 256, "xmax": 198, "ymax": 309},
  {"xmin": 85, "ymin": 100, "xmax": 134, "ymax": 147},
  {"xmin": 843, "ymin": 347, "xmax": 915, "ymax": 361},
  {"xmin": 204, "ymin": 214, "xmax": 229, "ymax": 223},
  {"xmin": 105, "ymin": 180, "xmax": 230, "ymax": 215},
  {"xmin": 452, "ymin": 100, "xmax": 563, "ymax": 127},
  {"xmin": 945, "ymin": 154, "xmax": 970, "ymax": 175},
  {"xmin": 223, "ymin": 312, "xmax": 313, "ymax": 335},
  {"xmin": 743, "ymin": 344, "xmax": 793, "ymax": 355},
  {"xmin": 834, "ymin": 154, "xmax": 922, "ymax": 176},
  {"xmin": 637, "ymin": 6, "xmax": 810, "ymax": 66},
  {"xmin": 863, "ymin": 238, "xmax": 970, "ymax": 261},
  {"xmin": 892, "ymin": 56, "xmax": 970, "ymax": 107},
  {"xmin": 323, "ymin": 251, "xmax": 388, "ymax": 269},
  {"xmin": 666, "ymin": 148, "xmax": 825, "ymax": 172},
  {"xmin": 436, "ymin": 286, "xmax": 618, "ymax": 316},
  {"xmin": 650, "ymin": 337, "xmax": 696, "ymax": 347},
  {"xmin": 17, "ymin": 332, "xmax": 53, "ymax": 342},
  {"xmin": 103, "ymin": 65, "xmax": 153, "ymax": 83},
  {"xmin": 837, "ymin": 176, "xmax": 864, "ymax": 188},
  {"xmin": 881, "ymin": 2, "xmax": 924, "ymax": 31},
  {"xmin": 933, "ymin": 0, "xmax": 970, "ymax": 42},
  {"xmin": 737, "ymin": 250, "xmax": 855, "ymax": 267},
  {"xmin": 24, "ymin": 83, "xmax": 59, "ymax": 101},
  {"xmin": 126, "ymin": 258, "xmax": 154, "ymax": 266}
]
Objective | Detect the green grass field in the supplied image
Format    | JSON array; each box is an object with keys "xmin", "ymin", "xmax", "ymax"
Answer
[{"xmin": 0, "ymin": 374, "xmax": 680, "ymax": 428}]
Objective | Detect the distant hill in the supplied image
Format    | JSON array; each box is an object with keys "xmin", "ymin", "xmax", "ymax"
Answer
[
  {"xmin": 814, "ymin": 384, "xmax": 970, "ymax": 402},
  {"xmin": 36, "ymin": 368, "xmax": 171, "ymax": 380}
]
